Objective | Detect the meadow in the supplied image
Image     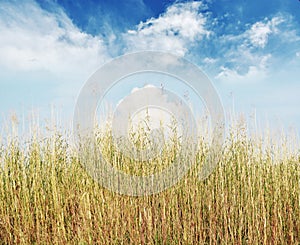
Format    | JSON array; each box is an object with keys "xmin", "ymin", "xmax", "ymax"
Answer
[{"xmin": 0, "ymin": 116, "xmax": 299, "ymax": 244}]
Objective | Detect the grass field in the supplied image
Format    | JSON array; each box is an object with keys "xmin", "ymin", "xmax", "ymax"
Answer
[{"xmin": 0, "ymin": 118, "xmax": 299, "ymax": 244}]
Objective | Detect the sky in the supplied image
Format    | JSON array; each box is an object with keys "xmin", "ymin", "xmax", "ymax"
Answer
[{"xmin": 0, "ymin": 0, "xmax": 300, "ymax": 137}]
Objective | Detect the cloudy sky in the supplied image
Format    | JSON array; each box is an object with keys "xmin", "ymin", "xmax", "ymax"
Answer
[{"xmin": 0, "ymin": 0, "xmax": 299, "ymax": 135}]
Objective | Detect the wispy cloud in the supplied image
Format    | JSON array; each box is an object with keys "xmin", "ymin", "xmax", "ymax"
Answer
[
  {"xmin": 246, "ymin": 16, "xmax": 284, "ymax": 48},
  {"xmin": 123, "ymin": 1, "xmax": 210, "ymax": 56},
  {"xmin": 214, "ymin": 14, "xmax": 300, "ymax": 83},
  {"xmin": 0, "ymin": 0, "xmax": 299, "ymax": 132},
  {"xmin": 0, "ymin": 0, "xmax": 109, "ymax": 76},
  {"xmin": 215, "ymin": 55, "xmax": 271, "ymax": 84}
]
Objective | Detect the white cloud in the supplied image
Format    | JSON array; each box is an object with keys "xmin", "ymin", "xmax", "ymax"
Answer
[
  {"xmin": 215, "ymin": 53, "xmax": 271, "ymax": 83},
  {"xmin": 246, "ymin": 16, "xmax": 284, "ymax": 48},
  {"xmin": 123, "ymin": 1, "xmax": 210, "ymax": 56},
  {"xmin": 0, "ymin": 0, "xmax": 109, "ymax": 76},
  {"xmin": 216, "ymin": 65, "xmax": 264, "ymax": 84},
  {"xmin": 203, "ymin": 57, "xmax": 217, "ymax": 64},
  {"xmin": 215, "ymin": 14, "xmax": 300, "ymax": 83}
]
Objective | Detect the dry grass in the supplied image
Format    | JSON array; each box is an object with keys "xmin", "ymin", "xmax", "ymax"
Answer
[{"xmin": 0, "ymin": 118, "xmax": 299, "ymax": 244}]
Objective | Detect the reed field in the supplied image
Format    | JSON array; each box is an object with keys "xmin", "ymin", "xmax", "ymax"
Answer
[{"xmin": 0, "ymin": 116, "xmax": 299, "ymax": 244}]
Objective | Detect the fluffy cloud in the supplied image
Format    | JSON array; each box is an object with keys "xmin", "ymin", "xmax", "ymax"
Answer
[
  {"xmin": 246, "ymin": 16, "xmax": 284, "ymax": 48},
  {"xmin": 215, "ymin": 14, "xmax": 300, "ymax": 83},
  {"xmin": 0, "ymin": 0, "xmax": 109, "ymax": 76},
  {"xmin": 123, "ymin": 1, "xmax": 210, "ymax": 56},
  {"xmin": 0, "ymin": 1, "xmax": 211, "ymax": 76},
  {"xmin": 215, "ymin": 58, "xmax": 269, "ymax": 84}
]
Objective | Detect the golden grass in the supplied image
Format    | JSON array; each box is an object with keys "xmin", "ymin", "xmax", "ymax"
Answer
[{"xmin": 0, "ymin": 119, "xmax": 299, "ymax": 244}]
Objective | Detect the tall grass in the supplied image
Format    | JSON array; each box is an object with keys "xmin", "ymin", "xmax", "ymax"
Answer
[{"xmin": 0, "ymin": 117, "xmax": 299, "ymax": 244}]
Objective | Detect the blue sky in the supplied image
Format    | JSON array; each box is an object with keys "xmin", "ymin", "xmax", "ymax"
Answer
[{"xmin": 0, "ymin": 0, "xmax": 300, "ymax": 136}]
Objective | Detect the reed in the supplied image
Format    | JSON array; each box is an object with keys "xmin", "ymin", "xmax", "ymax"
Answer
[{"xmin": 0, "ymin": 116, "xmax": 299, "ymax": 244}]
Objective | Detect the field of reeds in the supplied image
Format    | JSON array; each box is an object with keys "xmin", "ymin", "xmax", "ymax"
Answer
[{"xmin": 0, "ymin": 116, "xmax": 299, "ymax": 244}]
